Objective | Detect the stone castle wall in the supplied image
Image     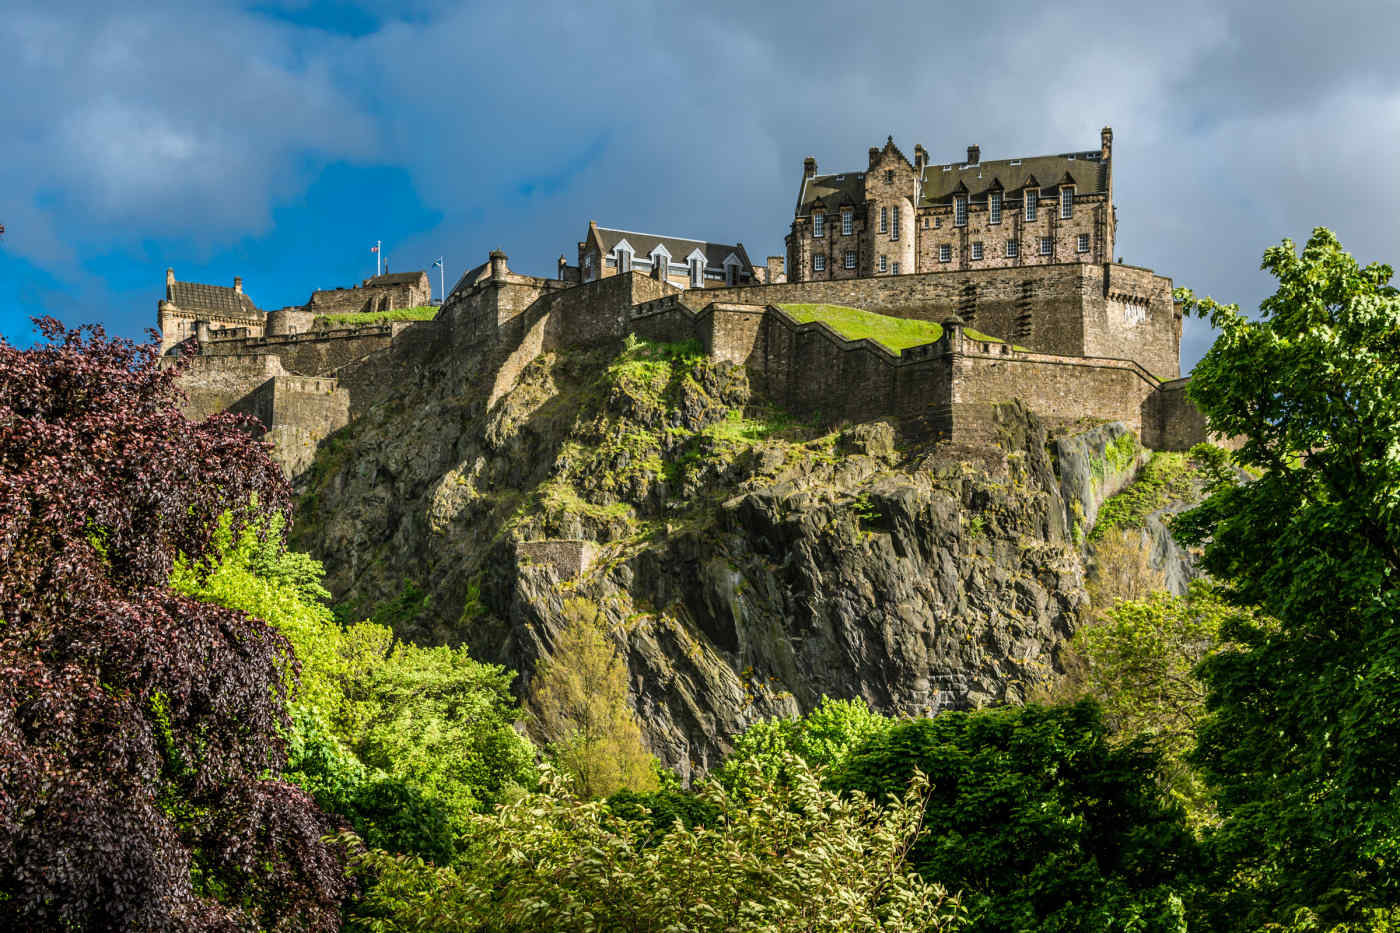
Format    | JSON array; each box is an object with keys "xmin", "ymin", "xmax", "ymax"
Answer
[{"xmin": 307, "ymin": 275, "xmax": 430, "ymax": 315}]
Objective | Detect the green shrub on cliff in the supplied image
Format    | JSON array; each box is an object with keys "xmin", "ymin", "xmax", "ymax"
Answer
[
  {"xmin": 714, "ymin": 696, "xmax": 894, "ymax": 792},
  {"xmin": 314, "ymin": 305, "xmax": 438, "ymax": 327}
]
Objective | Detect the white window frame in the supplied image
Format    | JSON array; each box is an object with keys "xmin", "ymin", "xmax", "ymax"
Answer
[
  {"xmin": 954, "ymin": 195, "xmax": 967, "ymax": 227},
  {"xmin": 813, "ymin": 254, "xmax": 826, "ymax": 272},
  {"xmin": 723, "ymin": 253, "xmax": 742, "ymax": 285},
  {"xmin": 989, "ymin": 191, "xmax": 1002, "ymax": 225},
  {"xmin": 1039, "ymin": 236, "xmax": 1052, "ymax": 256},
  {"xmin": 878, "ymin": 254, "xmax": 888, "ymax": 273},
  {"xmin": 939, "ymin": 244, "xmax": 951, "ymax": 263},
  {"xmin": 880, "ymin": 207, "xmax": 888, "ymax": 233},
  {"xmin": 841, "ymin": 209, "xmax": 853, "ymax": 236},
  {"xmin": 651, "ymin": 246, "xmax": 672, "ymax": 280},
  {"xmin": 971, "ymin": 241, "xmax": 983, "ymax": 260},
  {"xmin": 1025, "ymin": 189, "xmax": 1038, "ymax": 221},
  {"xmin": 812, "ymin": 211, "xmax": 825, "ymax": 238},
  {"xmin": 614, "ymin": 241, "xmax": 634, "ymax": 273},
  {"xmin": 891, "ymin": 261, "xmax": 900, "ymax": 275},
  {"xmin": 1006, "ymin": 239, "xmax": 1018, "ymax": 259},
  {"xmin": 1077, "ymin": 233, "xmax": 1090, "ymax": 254},
  {"xmin": 844, "ymin": 249, "xmax": 857, "ymax": 269},
  {"xmin": 891, "ymin": 206, "xmax": 900, "ymax": 240},
  {"xmin": 1060, "ymin": 187, "xmax": 1074, "ymax": 219}
]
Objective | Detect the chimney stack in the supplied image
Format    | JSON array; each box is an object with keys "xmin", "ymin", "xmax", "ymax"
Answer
[
  {"xmin": 913, "ymin": 144, "xmax": 928, "ymax": 172},
  {"xmin": 869, "ymin": 146, "xmax": 880, "ymax": 168},
  {"xmin": 967, "ymin": 145, "xmax": 980, "ymax": 164},
  {"xmin": 1101, "ymin": 126, "xmax": 1113, "ymax": 160},
  {"xmin": 233, "ymin": 276, "xmax": 243, "ymax": 295},
  {"xmin": 803, "ymin": 156, "xmax": 817, "ymax": 178}
]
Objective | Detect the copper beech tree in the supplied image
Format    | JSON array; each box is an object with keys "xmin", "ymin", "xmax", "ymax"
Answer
[{"xmin": 0, "ymin": 320, "xmax": 348, "ymax": 930}]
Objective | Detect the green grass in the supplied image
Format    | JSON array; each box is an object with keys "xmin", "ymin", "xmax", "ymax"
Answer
[
  {"xmin": 777, "ymin": 304, "xmax": 943, "ymax": 354},
  {"xmin": 314, "ymin": 306, "xmax": 439, "ymax": 327},
  {"xmin": 1089, "ymin": 451, "xmax": 1197, "ymax": 541}
]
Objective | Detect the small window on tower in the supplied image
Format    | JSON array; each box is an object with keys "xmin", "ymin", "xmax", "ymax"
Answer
[
  {"xmin": 813, "ymin": 254, "xmax": 826, "ymax": 272},
  {"xmin": 878, "ymin": 255, "xmax": 888, "ymax": 273},
  {"xmin": 989, "ymin": 191, "xmax": 1002, "ymax": 225},
  {"xmin": 939, "ymin": 244, "xmax": 951, "ymax": 263},
  {"xmin": 891, "ymin": 206, "xmax": 900, "ymax": 240},
  {"xmin": 1039, "ymin": 236, "xmax": 1052, "ymax": 256},
  {"xmin": 1025, "ymin": 190, "xmax": 1038, "ymax": 221},
  {"xmin": 1061, "ymin": 187, "xmax": 1074, "ymax": 219},
  {"xmin": 884, "ymin": 169, "xmax": 894, "ymax": 184},
  {"xmin": 1006, "ymin": 239, "xmax": 1019, "ymax": 258},
  {"xmin": 971, "ymin": 242, "xmax": 983, "ymax": 260},
  {"xmin": 842, "ymin": 209, "xmax": 853, "ymax": 236},
  {"xmin": 1077, "ymin": 233, "xmax": 1090, "ymax": 253},
  {"xmin": 880, "ymin": 207, "xmax": 888, "ymax": 233},
  {"xmin": 813, "ymin": 211, "xmax": 825, "ymax": 237},
  {"xmin": 844, "ymin": 249, "xmax": 857, "ymax": 269},
  {"xmin": 955, "ymin": 196, "xmax": 967, "ymax": 227},
  {"xmin": 891, "ymin": 261, "xmax": 900, "ymax": 274}
]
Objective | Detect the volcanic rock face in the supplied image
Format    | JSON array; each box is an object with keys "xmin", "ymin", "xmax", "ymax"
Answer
[{"xmin": 293, "ymin": 333, "xmax": 1186, "ymax": 781}]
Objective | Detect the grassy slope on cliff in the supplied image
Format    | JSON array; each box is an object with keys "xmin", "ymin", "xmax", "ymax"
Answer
[
  {"xmin": 314, "ymin": 306, "xmax": 439, "ymax": 327},
  {"xmin": 777, "ymin": 303, "xmax": 944, "ymax": 353}
]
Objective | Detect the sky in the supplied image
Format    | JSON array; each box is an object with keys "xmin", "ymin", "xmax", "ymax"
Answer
[{"xmin": 4, "ymin": 0, "xmax": 1400, "ymax": 373}]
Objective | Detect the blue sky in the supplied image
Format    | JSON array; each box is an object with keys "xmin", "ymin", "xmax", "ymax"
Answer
[{"xmin": 4, "ymin": 0, "xmax": 1400, "ymax": 372}]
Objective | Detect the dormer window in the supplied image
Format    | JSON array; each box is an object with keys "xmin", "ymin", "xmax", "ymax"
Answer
[
  {"xmin": 841, "ymin": 209, "xmax": 853, "ymax": 236},
  {"xmin": 689, "ymin": 258, "xmax": 703, "ymax": 287},
  {"xmin": 1061, "ymin": 187, "xmax": 1074, "ymax": 219},
  {"xmin": 813, "ymin": 211, "xmax": 825, "ymax": 237},
  {"xmin": 954, "ymin": 196, "xmax": 967, "ymax": 227},
  {"xmin": 615, "ymin": 247, "xmax": 632, "ymax": 273},
  {"xmin": 1025, "ymin": 190, "xmax": 1038, "ymax": 221},
  {"xmin": 989, "ymin": 191, "xmax": 1002, "ymax": 225}
]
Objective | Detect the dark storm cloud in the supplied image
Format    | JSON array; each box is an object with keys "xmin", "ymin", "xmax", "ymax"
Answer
[{"xmin": 5, "ymin": 0, "xmax": 1398, "ymax": 371}]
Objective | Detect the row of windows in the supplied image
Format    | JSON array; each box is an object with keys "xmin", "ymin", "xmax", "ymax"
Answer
[
  {"xmin": 811, "ymin": 251, "xmax": 897, "ymax": 273},
  {"xmin": 817, "ymin": 189, "xmax": 1079, "ymax": 240},
  {"xmin": 936, "ymin": 233, "xmax": 1091, "ymax": 262},
  {"xmin": 610, "ymin": 249, "xmax": 741, "ymax": 285}
]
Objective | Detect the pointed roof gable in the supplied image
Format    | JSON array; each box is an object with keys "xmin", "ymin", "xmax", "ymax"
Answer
[
  {"xmin": 592, "ymin": 226, "xmax": 753, "ymax": 272},
  {"xmin": 168, "ymin": 279, "xmax": 261, "ymax": 318}
]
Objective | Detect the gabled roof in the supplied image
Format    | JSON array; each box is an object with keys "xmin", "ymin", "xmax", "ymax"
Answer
[
  {"xmin": 921, "ymin": 150, "xmax": 1108, "ymax": 203},
  {"xmin": 364, "ymin": 271, "xmax": 427, "ymax": 286},
  {"xmin": 795, "ymin": 171, "xmax": 866, "ymax": 217},
  {"xmin": 168, "ymin": 280, "xmax": 261, "ymax": 318},
  {"xmin": 593, "ymin": 226, "xmax": 753, "ymax": 271}
]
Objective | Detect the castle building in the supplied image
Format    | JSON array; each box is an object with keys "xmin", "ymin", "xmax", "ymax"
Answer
[
  {"xmin": 157, "ymin": 269, "xmax": 265, "ymax": 353},
  {"xmin": 305, "ymin": 271, "xmax": 432, "ymax": 316},
  {"xmin": 565, "ymin": 221, "xmax": 757, "ymax": 289},
  {"xmin": 786, "ymin": 128, "xmax": 1115, "ymax": 282}
]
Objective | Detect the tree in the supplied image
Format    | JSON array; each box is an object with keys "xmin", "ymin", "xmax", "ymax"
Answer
[
  {"xmin": 714, "ymin": 695, "xmax": 893, "ymax": 792},
  {"xmin": 343, "ymin": 756, "xmax": 967, "ymax": 933},
  {"xmin": 1175, "ymin": 228, "xmax": 1400, "ymax": 927},
  {"xmin": 527, "ymin": 598, "xmax": 657, "ymax": 798},
  {"xmin": 830, "ymin": 702, "xmax": 1199, "ymax": 932},
  {"xmin": 0, "ymin": 320, "xmax": 347, "ymax": 928}
]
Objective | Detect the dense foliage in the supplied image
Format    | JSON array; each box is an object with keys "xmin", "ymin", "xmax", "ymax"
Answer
[
  {"xmin": 0, "ymin": 320, "xmax": 347, "ymax": 929},
  {"xmin": 527, "ymin": 598, "xmax": 657, "ymax": 797},
  {"xmin": 344, "ymin": 758, "xmax": 966, "ymax": 933},
  {"xmin": 1177, "ymin": 229, "xmax": 1400, "ymax": 927},
  {"xmin": 831, "ymin": 701, "xmax": 1198, "ymax": 932},
  {"xmin": 175, "ymin": 518, "xmax": 537, "ymax": 862},
  {"xmin": 714, "ymin": 695, "xmax": 894, "ymax": 791}
]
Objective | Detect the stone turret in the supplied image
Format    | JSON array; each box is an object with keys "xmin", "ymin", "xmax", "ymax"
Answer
[{"xmin": 489, "ymin": 249, "xmax": 509, "ymax": 283}]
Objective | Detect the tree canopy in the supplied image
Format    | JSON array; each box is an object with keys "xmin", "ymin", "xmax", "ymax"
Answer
[
  {"xmin": 0, "ymin": 320, "xmax": 347, "ymax": 928},
  {"xmin": 1176, "ymin": 228, "xmax": 1400, "ymax": 927}
]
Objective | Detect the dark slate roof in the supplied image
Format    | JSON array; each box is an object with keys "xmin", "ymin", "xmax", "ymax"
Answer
[
  {"xmin": 921, "ymin": 151, "xmax": 1108, "ymax": 203},
  {"xmin": 594, "ymin": 227, "xmax": 753, "ymax": 271},
  {"xmin": 795, "ymin": 171, "xmax": 866, "ymax": 216},
  {"xmin": 169, "ymin": 281, "xmax": 261, "ymax": 318},
  {"xmin": 364, "ymin": 271, "xmax": 427, "ymax": 286}
]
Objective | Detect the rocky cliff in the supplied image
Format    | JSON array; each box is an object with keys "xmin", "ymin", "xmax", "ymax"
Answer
[{"xmin": 292, "ymin": 332, "xmax": 1201, "ymax": 781}]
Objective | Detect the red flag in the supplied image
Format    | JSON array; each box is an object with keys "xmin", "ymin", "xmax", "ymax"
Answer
[{"xmin": 370, "ymin": 245, "xmax": 379, "ymax": 252}]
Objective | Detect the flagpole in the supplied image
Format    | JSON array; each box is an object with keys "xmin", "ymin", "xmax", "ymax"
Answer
[{"xmin": 377, "ymin": 240, "xmax": 382, "ymax": 277}]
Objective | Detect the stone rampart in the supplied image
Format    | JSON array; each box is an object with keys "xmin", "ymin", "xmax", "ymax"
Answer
[{"xmin": 198, "ymin": 324, "xmax": 429, "ymax": 377}]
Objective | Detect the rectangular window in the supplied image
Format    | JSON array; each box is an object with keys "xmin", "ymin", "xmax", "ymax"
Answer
[
  {"xmin": 891, "ymin": 206, "xmax": 900, "ymax": 240},
  {"xmin": 1006, "ymin": 239, "xmax": 1018, "ymax": 258},
  {"xmin": 844, "ymin": 249, "xmax": 856, "ymax": 269},
  {"xmin": 1060, "ymin": 188, "xmax": 1074, "ymax": 219},
  {"xmin": 891, "ymin": 261, "xmax": 900, "ymax": 274},
  {"xmin": 880, "ymin": 207, "xmax": 888, "ymax": 233},
  {"xmin": 842, "ymin": 210, "xmax": 853, "ymax": 236},
  {"xmin": 1077, "ymin": 233, "xmax": 1090, "ymax": 253},
  {"xmin": 934, "ymin": 216, "xmax": 942, "ymax": 228},
  {"xmin": 989, "ymin": 191, "xmax": 1002, "ymax": 225},
  {"xmin": 813, "ymin": 254, "xmax": 826, "ymax": 272},
  {"xmin": 617, "ymin": 249, "xmax": 631, "ymax": 273},
  {"xmin": 923, "ymin": 216, "xmax": 930, "ymax": 229},
  {"xmin": 955, "ymin": 196, "xmax": 967, "ymax": 226},
  {"xmin": 939, "ymin": 244, "xmax": 951, "ymax": 263},
  {"xmin": 812, "ymin": 211, "xmax": 824, "ymax": 237},
  {"xmin": 690, "ymin": 259, "xmax": 702, "ymax": 287},
  {"xmin": 1039, "ymin": 236, "xmax": 1052, "ymax": 256},
  {"xmin": 879, "ymin": 255, "xmax": 888, "ymax": 273},
  {"xmin": 971, "ymin": 242, "xmax": 983, "ymax": 260},
  {"xmin": 884, "ymin": 169, "xmax": 894, "ymax": 184},
  {"xmin": 1025, "ymin": 189, "xmax": 1038, "ymax": 221}
]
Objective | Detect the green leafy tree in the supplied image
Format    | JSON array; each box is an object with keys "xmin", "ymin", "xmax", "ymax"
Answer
[
  {"xmin": 1053, "ymin": 581, "xmax": 1250, "ymax": 827},
  {"xmin": 1174, "ymin": 228, "xmax": 1400, "ymax": 927},
  {"xmin": 343, "ymin": 756, "xmax": 967, "ymax": 932},
  {"xmin": 830, "ymin": 702, "xmax": 1199, "ymax": 932},
  {"xmin": 528, "ymin": 598, "xmax": 658, "ymax": 798},
  {"xmin": 714, "ymin": 695, "xmax": 893, "ymax": 791}
]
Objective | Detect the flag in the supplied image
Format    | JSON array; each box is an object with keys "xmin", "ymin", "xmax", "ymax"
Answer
[
  {"xmin": 370, "ymin": 245, "xmax": 379, "ymax": 253},
  {"xmin": 432, "ymin": 257, "xmax": 443, "ymax": 268}
]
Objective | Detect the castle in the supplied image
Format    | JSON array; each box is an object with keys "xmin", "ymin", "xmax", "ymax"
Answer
[{"xmin": 164, "ymin": 128, "xmax": 1211, "ymax": 478}]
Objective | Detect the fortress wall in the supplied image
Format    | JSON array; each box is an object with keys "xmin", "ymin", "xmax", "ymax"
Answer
[
  {"xmin": 629, "ymin": 295, "xmax": 702, "ymax": 346},
  {"xmin": 201, "ymin": 327, "xmax": 396, "ymax": 376},
  {"xmin": 681, "ymin": 263, "xmax": 1099, "ymax": 356},
  {"xmin": 264, "ymin": 375, "xmax": 351, "ymax": 478},
  {"xmin": 307, "ymin": 279, "xmax": 427, "ymax": 315},
  {"xmin": 266, "ymin": 307, "xmax": 318, "ymax": 336},
  {"xmin": 948, "ymin": 340, "xmax": 1159, "ymax": 444},
  {"xmin": 173, "ymin": 354, "xmax": 284, "ymax": 423},
  {"xmin": 1143, "ymin": 378, "xmax": 1214, "ymax": 451},
  {"xmin": 698, "ymin": 304, "xmax": 767, "ymax": 366},
  {"xmin": 1085, "ymin": 263, "xmax": 1180, "ymax": 380}
]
